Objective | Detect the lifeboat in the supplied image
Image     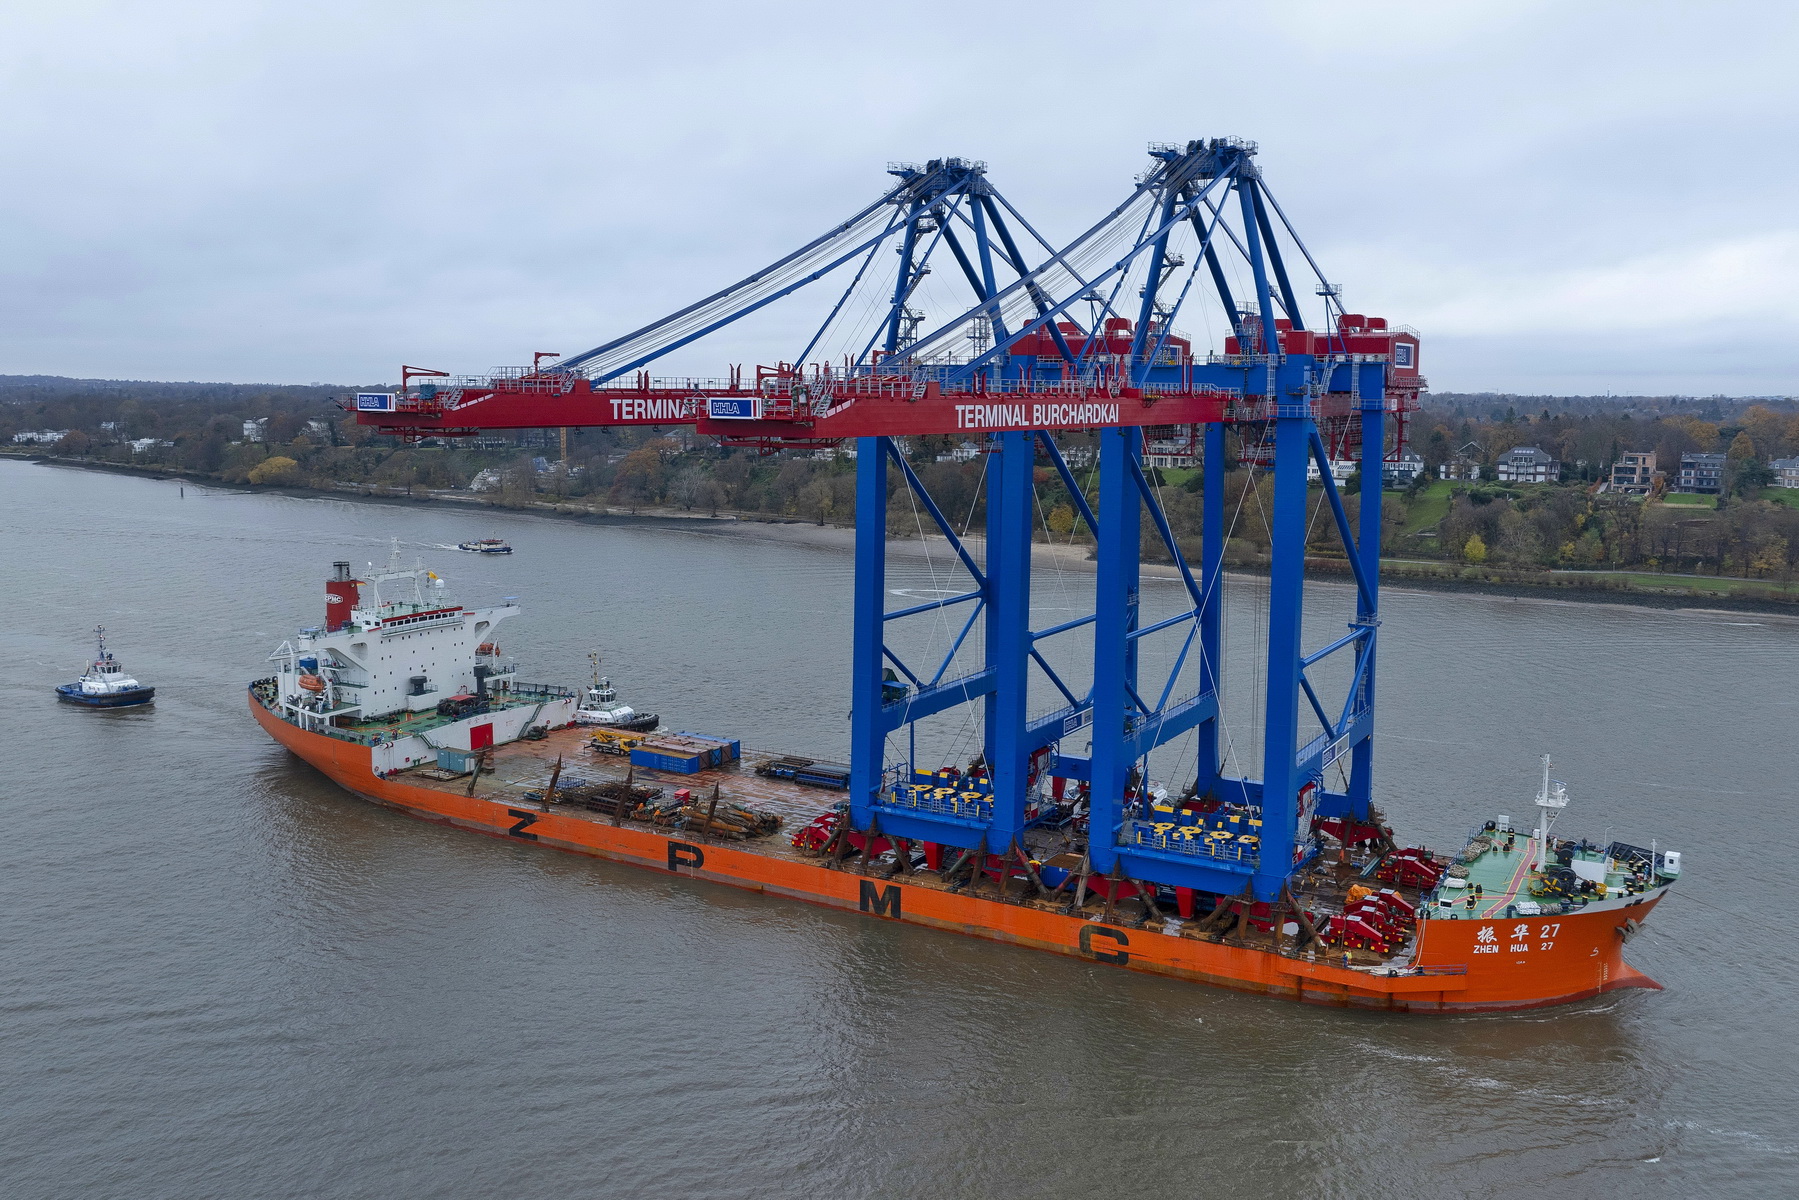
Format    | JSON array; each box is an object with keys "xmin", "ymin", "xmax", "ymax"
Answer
[{"xmin": 298, "ymin": 674, "xmax": 327, "ymax": 692}]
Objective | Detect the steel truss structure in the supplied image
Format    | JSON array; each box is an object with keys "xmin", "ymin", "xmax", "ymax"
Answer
[{"xmin": 357, "ymin": 139, "xmax": 1423, "ymax": 904}]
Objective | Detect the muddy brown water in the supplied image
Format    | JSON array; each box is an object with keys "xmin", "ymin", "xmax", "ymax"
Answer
[{"xmin": 3, "ymin": 458, "xmax": 1794, "ymax": 1198}]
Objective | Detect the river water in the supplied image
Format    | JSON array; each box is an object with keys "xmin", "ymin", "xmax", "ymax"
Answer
[{"xmin": 3, "ymin": 457, "xmax": 1795, "ymax": 1199}]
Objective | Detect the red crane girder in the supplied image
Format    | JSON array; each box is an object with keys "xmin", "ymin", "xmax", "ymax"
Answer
[{"xmin": 358, "ymin": 368, "xmax": 1231, "ymax": 445}]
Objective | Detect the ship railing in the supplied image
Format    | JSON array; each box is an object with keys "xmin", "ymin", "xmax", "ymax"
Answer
[
  {"xmin": 321, "ymin": 725, "xmax": 381, "ymax": 747},
  {"xmin": 486, "ymin": 367, "xmax": 579, "ymax": 395},
  {"xmin": 283, "ymin": 712, "xmax": 383, "ymax": 747},
  {"xmin": 967, "ymin": 377, "xmax": 1107, "ymax": 396},
  {"xmin": 1121, "ymin": 819, "xmax": 1258, "ymax": 866},
  {"xmin": 1460, "ymin": 820, "xmax": 1525, "ymax": 850},
  {"xmin": 498, "ymin": 681, "xmax": 576, "ymax": 700},
  {"xmin": 881, "ymin": 786, "xmax": 994, "ymax": 824},
  {"xmin": 588, "ymin": 375, "xmax": 738, "ymax": 392}
]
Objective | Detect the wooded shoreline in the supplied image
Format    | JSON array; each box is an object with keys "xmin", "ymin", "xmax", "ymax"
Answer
[{"xmin": 15, "ymin": 450, "xmax": 1796, "ymax": 616}]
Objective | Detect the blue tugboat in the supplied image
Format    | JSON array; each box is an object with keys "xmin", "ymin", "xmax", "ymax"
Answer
[{"xmin": 56, "ymin": 626, "xmax": 155, "ymax": 708}]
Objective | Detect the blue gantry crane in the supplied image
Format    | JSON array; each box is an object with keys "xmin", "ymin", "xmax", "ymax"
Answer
[{"xmin": 360, "ymin": 139, "xmax": 1424, "ymax": 908}]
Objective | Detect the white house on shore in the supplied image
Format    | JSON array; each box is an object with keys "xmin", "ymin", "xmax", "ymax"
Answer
[
  {"xmin": 1306, "ymin": 457, "xmax": 1357, "ymax": 484},
  {"xmin": 1496, "ymin": 445, "xmax": 1561, "ymax": 484},
  {"xmin": 1145, "ymin": 438, "xmax": 1198, "ymax": 469},
  {"xmin": 1383, "ymin": 450, "xmax": 1427, "ymax": 488}
]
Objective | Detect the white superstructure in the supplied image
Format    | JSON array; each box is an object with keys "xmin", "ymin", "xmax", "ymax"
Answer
[
  {"xmin": 75, "ymin": 627, "xmax": 147, "ymax": 696},
  {"xmin": 263, "ymin": 545, "xmax": 576, "ymax": 771}
]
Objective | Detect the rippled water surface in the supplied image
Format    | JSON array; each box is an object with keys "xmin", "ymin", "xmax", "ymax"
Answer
[{"xmin": 3, "ymin": 458, "xmax": 1795, "ymax": 1199}]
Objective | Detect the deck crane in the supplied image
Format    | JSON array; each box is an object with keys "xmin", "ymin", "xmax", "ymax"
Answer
[{"xmin": 357, "ymin": 140, "xmax": 1425, "ymax": 905}]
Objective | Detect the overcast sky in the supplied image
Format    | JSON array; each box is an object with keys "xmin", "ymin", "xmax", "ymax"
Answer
[{"xmin": 2, "ymin": 1, "xmax": 1795, "ymax": 394}]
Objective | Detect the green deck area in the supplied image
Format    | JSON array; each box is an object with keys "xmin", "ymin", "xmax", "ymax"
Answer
[
  {"xmin": 1424, "ymin": 831, "xmax": 1647, "ymax": 928},
  {"xmin": 341, "ymin": 694, "xmax": 545, "ymax": 739},
  {"xmin": 1435, "ymin": 834, "xmax": 1632, "ymax": 921},
  {"xmin": 1441, "ymin": 838, "xmax": 1546, "ymax": 919}
]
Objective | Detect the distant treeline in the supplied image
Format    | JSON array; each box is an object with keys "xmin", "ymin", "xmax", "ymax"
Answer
[{"xmin": 6, "ymin": 376, "xmax": 1799, "ymax": 583}]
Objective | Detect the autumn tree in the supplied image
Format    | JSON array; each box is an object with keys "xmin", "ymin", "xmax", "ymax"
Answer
[
  {"xmin": 248, "ymin": 455, "xmax": 301, "ymax": 485},
  {"xmin": 609, "ymin": 439, "xmax": 679, "ymax": 510}
]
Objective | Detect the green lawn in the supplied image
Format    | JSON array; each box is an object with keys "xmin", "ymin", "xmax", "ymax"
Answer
[
  {"xmin": 1757, "ymin": 487, "xmax": 1799, "ymax": 509},
  {"xmin": 1658, "ymin": 492, "xmax": 1716, "ymax": 507},
  {"xmin": 1398, "ymin": 480, "xmax": 1455, "ymax": 536},
  {"xmin": 1583, "ymin": 571, "xmax": 1799, "ymax": 596}
]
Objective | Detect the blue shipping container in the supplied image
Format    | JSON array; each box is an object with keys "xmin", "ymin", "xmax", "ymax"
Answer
[{"xmin": 630, "ymin": 747, "xmax": 703, "ymax": 774}]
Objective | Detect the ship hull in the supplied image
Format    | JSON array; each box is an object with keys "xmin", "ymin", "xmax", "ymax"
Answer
[
  {"xmin": 252, "ymin": 692, "xmax": 1663, "ymax": 1013},
  {"xmin": 58, "ymin": 684, "xmax": 154, "ymax": 707}
]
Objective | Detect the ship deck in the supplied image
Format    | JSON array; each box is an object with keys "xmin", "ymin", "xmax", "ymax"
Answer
[
  {"xmin": 333, "ymin": 689, "xmax": 565, "ymax": 744},
  {"xmin": 1448, "ymin": 842, "xmax": 1544, "ymax": 919},
  {"xmin": 399, "ymin": 724, "xmax": 948, "ymax": 870},
  {"xmin": 1435, "ymin": 830, "xmax": 1647, "ymax": 922},
  {"xmin": 389, "ymin": 724, "xmax": 1427, "ymax": 968}
]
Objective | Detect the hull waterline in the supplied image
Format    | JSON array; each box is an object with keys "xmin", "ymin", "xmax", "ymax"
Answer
[{"xmin": 252, "ymin": 691, "xmax": 1662, "ymax": 1014}]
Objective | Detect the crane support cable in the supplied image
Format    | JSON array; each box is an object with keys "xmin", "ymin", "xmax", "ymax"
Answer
[
  {"xmin": 555, "ymin": 167, "xmax": 958, "ymax": 380},
  {"xmin": 903, "ymin": 162, "xmax": 1239, "ymax": 384}
]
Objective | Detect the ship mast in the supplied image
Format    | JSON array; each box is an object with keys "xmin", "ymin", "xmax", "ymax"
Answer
[{"xmin": 1533, "ymin": 753, "xmax": 1569, "ymax": 871}]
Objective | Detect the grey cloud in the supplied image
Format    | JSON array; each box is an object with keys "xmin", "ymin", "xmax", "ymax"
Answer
[{"xmin": 1, "ymin": 0, "xmax": 1794, "ymax": 392}]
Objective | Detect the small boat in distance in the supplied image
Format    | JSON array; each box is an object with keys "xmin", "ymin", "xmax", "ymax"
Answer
[
  {"xmin": 572, "ymin": 651, "xmax": 659, "ymax": 731},
  {"xmin": 57, "ymin": 626, "xmax": 155, "ymax": 708},
  {"xmin": 457, "ymin": 538, "xmax": 513, "ymax": 554}
]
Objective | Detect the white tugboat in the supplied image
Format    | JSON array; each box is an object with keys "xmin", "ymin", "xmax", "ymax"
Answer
[
  {"xmin": 572, "ymin": 651, "xmax": 660, "ymax": 731},
  {"xmin": 57, "ymin": 626, "xmax": 155, "ymax": 708}
]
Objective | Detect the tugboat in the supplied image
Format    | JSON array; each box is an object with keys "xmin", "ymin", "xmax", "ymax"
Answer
[
  {"xmin": 57, "ymin": 626, "xmax": 155, "ymax": 707},
  {"xmin": 572, "ymin": 652, "xmax": 659, "ymax": 731},
  {"xmin": 457, "ymin": 538, "xmax": 512, "ymax": 554}
]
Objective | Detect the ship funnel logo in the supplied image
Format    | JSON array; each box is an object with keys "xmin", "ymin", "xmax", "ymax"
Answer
[{"xmin": 326, "ymin": 591, "xmax": 344, "ymax": 604}]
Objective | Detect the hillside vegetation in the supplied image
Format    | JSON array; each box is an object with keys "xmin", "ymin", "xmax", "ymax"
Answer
[{"xmin": 7, "ymin": 377, "xmax": 1798, "ymax": 599}]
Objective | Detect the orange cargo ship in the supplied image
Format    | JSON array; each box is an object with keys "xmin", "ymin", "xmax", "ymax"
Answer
[{"xmin": 252, "ymin": 551, "xmax": 1673, "ymax": 1013}]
